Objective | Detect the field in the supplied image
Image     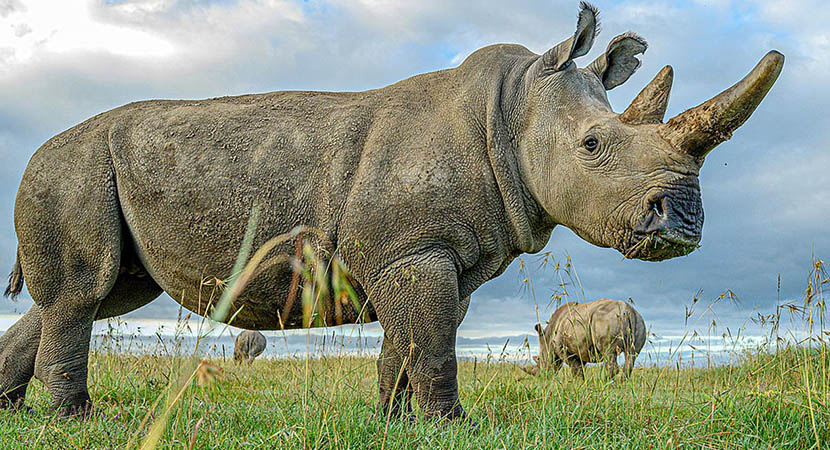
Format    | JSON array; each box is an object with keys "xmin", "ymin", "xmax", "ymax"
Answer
[{"xmin": 0, "ymin": 343, "xmax": 827, "ymax": 449}]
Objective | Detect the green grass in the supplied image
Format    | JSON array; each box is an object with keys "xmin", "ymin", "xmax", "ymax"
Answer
[{"xmin": 0, "ymin": 345, "xmax": 827, "ymax": 449}]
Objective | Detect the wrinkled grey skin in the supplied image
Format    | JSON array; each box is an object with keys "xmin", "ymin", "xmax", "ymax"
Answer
[
  {"xmin": 523, "ymin": 299, "xmax": 647, "ymax": 379},
  {"xmin": 0, "ymin": 3, "xmax": 782, "ymax": 420},
  {"xmin": 234, "ymin": 330, "xmax": 266, "ymax": 364}
]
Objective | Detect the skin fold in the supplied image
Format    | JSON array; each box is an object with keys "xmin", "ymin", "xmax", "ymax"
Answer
[{"xmin": 0, "ymin": 3, "xmax": 782, "ymax": 420}]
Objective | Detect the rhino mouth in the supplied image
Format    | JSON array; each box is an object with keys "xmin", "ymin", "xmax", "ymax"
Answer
[{"xmin": 623, "ymin": 229, "xmax": 700, "ymax": 262}]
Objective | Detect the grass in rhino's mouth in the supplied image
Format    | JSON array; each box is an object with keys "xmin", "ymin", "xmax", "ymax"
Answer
[{"xmin": 623, "ymin": 231, "xmax": 700, "ymax": 261}]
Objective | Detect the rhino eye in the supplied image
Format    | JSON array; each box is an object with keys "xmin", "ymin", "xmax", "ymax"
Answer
[{"xmin": 583, "ymin": 136, "xmax": 599, "ymax": 152}]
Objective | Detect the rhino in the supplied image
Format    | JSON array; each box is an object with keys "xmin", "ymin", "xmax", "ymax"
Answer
[
  {"xmin": 523, "ymin": 299, "xmax": 646, "ymax": 379},
  {"xmin": 233, "ymin": 330, "xmax": 267, "ymax": 364},
  {"xmin": 0, "ymin": 2, "xmax": 782, "ymax": 421}
]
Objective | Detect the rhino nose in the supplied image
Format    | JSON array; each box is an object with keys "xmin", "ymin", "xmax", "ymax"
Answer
[{"xmin": 636, "ymin": 194, "xmax": 701, "ymax": 239}]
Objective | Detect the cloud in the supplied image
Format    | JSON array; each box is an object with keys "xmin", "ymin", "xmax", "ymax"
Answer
[
  {"xmin": 0, "ymin": 0, "xmax": 24, "ymax": 18},
  {"xmin": 0, "ymin": 0, "xmax": 826, "ymax": 337},
  {"xmin": 0, "ymin": 1, "xmax": 176, "ymax": 66}
]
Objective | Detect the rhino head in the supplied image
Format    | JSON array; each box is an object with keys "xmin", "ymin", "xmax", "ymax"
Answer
[{"xmin": 504, "ymin": 3, "xmax": 783, "ymax": 261}]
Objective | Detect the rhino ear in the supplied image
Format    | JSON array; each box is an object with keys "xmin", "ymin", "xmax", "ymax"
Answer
[
  {"xmin": 588, "ymin": 32, "xmax": 647, "ymax": 90},
  {"xmin": 536, "ymin": 2, "xmax": 599, "ymax": 76},
  {"xmin": 534, "ymin": 323, "xmax": 543, "ymax": 334}
]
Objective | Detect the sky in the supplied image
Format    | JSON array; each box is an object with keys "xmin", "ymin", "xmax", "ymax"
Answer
[{"xmin": 0, "ymin": 0, "xmax": 827, "ymax": 340}]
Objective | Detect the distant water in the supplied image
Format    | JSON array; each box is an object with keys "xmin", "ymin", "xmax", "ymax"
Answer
[{"xmin": 0, "ymin": 315, "xmax": 778, "ymax": 368}]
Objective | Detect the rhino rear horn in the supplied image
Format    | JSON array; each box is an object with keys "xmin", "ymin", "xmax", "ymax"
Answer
[
  {"xmin": 619, "ymin": 65, "xmax": 673, "ymax": 125},
  {"xmin": 659, "ymin": 51, "xmax": 784, "ymax": 159},
  {"xmin": 536, "ymin": 2, "xmax": 599, "ymax": 75}
]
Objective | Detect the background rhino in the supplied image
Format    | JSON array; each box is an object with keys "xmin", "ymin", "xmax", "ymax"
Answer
[
  {"xmin": 233, "ymin": 330, "xmax": 267, "ymax": 364},
  {"xmin": 524, "ymin": 299, "xmax": 647, "ymax": 379},
  {"xmin": 0, "ymin": 3, "xmax": 781, "ymax": 420}
]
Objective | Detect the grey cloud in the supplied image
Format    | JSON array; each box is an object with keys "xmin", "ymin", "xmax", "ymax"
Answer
[
  {"xmin": 0, "ymin": 0, "xmax": 24, "ymax": 18},
  {"xmin": 12, "ymin": 22, "xmax": 30, "ymax": 37}
]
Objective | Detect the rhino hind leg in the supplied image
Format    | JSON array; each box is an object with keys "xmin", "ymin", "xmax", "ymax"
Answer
[
  {"xmin": 0, "ymin": 266, "xmax": 160, "ymax": 412},
  {"xmin": 377, "ymin": 334, "xmax": 412, "ymax": 419},
  {"xmin": 33, "ymin": 273, "xmax": 159, "ymax": 417},
  {"xmin": 0, "ymin": 305, "xmax": 42, "ymax": 410},
  {"xmin": 28, "ymin": 236, "xmax": 123, "ymax": 417},
  {"xmin": 13, "ymin": 138, "xmax": 129, "ymax": 417},
  {"xmin": 34, "ymin": 301, "xmax": 102, "ymax": 417}
]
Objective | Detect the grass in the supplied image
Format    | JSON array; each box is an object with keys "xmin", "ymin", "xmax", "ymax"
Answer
[{"xmin": 0, "ymin": 345, "xmax": 827, "ymax": 449}]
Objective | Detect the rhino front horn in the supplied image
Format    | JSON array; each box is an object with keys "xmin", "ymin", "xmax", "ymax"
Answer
[
  {"xmin": 659, "ymin": 50, "xmax": 784, "ymax": 159},
  {"xmin": 620, "ymin": 65, "xmax": 673, "ymax": 125}
]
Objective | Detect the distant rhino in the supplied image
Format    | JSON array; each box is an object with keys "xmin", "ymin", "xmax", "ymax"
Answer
[
  {"xmin": 234, "ymin": 330, "xmax": 267, "ymax": 364},
  {"xmin": 524, "ymin": 299, "xmax": 646, "ymax": 379},
  {"xmin": 0, "ymin": 2, "xmax": 781, "ymax": 420}
]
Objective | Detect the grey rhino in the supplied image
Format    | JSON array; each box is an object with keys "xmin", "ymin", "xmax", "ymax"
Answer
[
  {"xmin": 233, "ymin": 330, "xmax": 267, "ymax": 364},
  {"xmin": 524, "ymin": 299, "xmax": 647, "ymax": 379},
  {"xmin": 1, "ymin": 2, "xmax": 782, "ymax": 421}
]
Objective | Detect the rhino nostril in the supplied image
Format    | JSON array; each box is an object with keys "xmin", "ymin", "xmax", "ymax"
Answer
[{"xmin": 649, "ymin": 198, "xmax": 664, "ymax": 218}]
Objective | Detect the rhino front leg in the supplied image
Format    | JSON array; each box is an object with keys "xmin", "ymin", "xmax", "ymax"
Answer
[
  {"xmin": 369, "ymin": 252, "xmax": 465, "ymax": 421},
  {"xmin": 0, "ymin": 305, "xmax": 41, "ymax": 410},
  {"xmin": 377, "ymin": 334, "xmax": 412, "ymax": 419}
]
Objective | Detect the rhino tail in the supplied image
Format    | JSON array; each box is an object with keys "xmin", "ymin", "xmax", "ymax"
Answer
[{"xmin": 3, "ymin": 247, "xmax": 24, "ymax": 299}]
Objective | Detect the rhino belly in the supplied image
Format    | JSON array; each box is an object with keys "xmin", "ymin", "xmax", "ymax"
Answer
[{"xmin": 117, "ymin": 187, "xmax": 372, "ymax": 330}]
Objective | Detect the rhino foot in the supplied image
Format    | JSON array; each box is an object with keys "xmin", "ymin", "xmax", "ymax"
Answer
[
  {"xmin": 376, "ymin": 410, "xmax": 416, "ymax": 425},
  {"xmin": 0, "ymin": 391, "xmax": 32, "ymax": 413},
  {"xmin": 421, "ymin": 401, "xmax": 468, "ymax": 422},
  {"xmin": 454, "ymin": 414, "xmax": 480, "ymax": 433},
  {"xmin": 54, "ymin": 393, "xmax": 93, "ymax": 419},
  {"xmin": 429, "ymin": 407, "xmax": 479, "ymax": 432}
]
